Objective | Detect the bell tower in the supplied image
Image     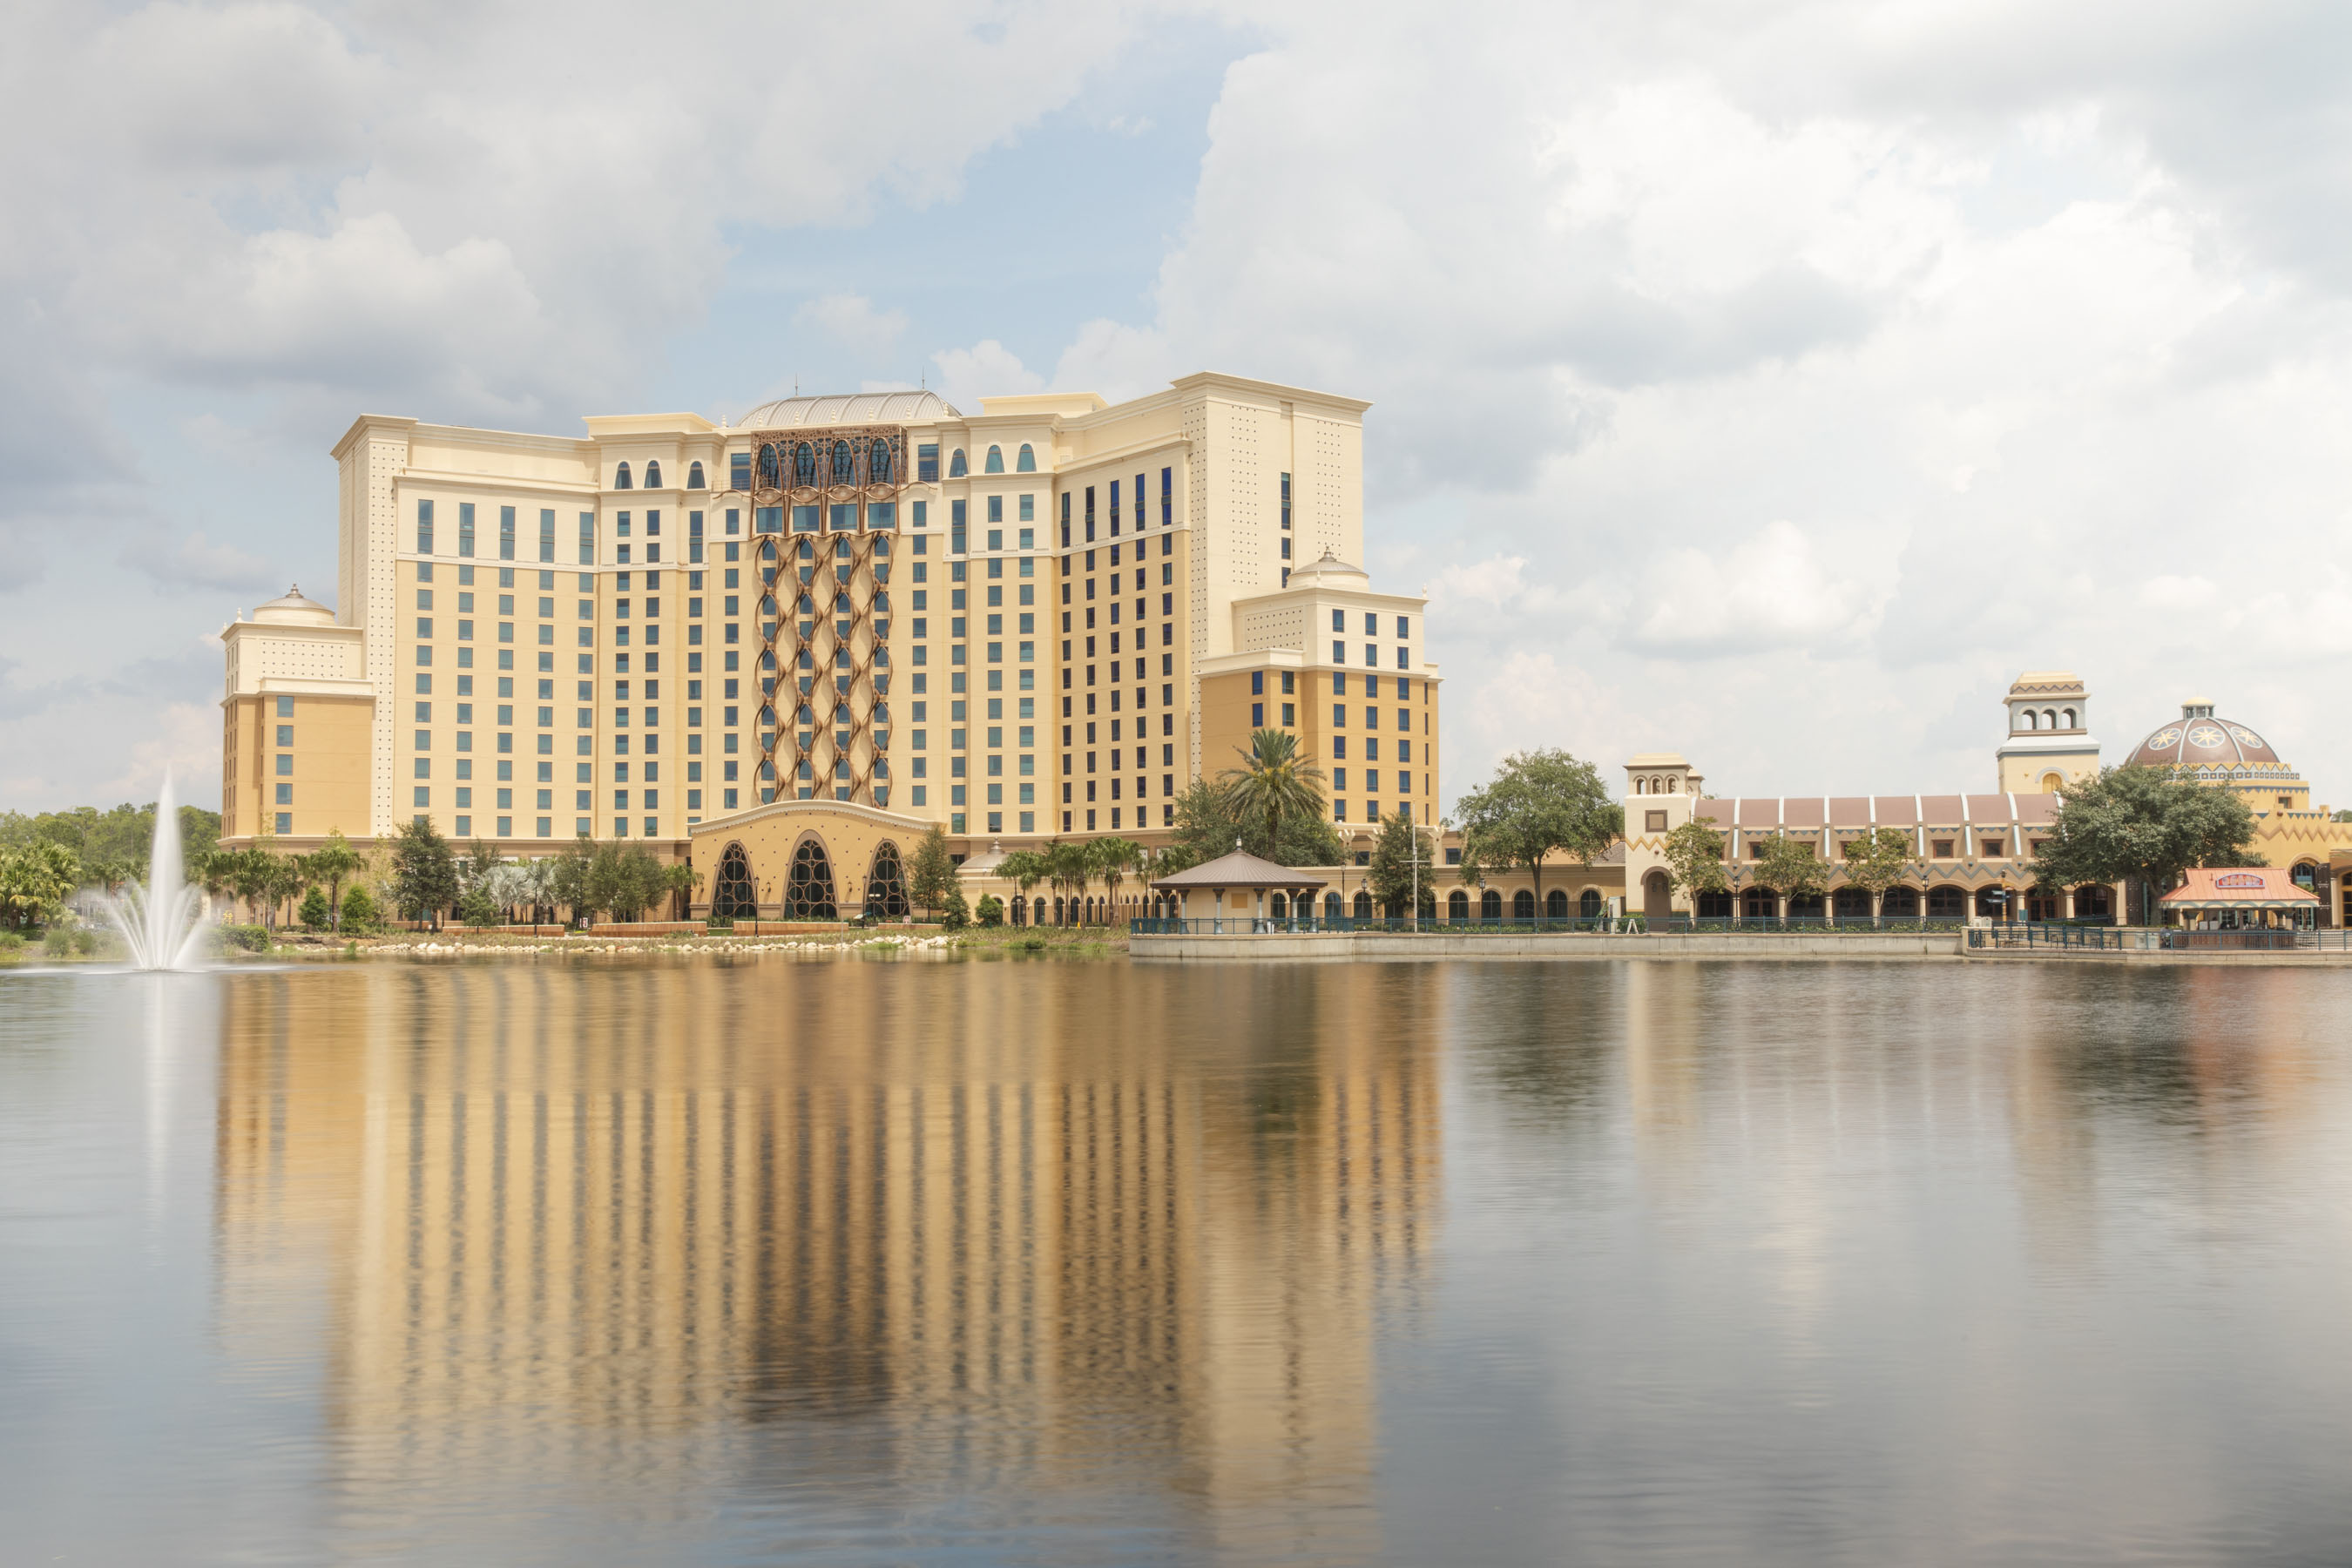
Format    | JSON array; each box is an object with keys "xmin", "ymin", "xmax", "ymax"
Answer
[{"xmin": 1995, "ymin": 671, "xmax": 2101, "ymax": 794}]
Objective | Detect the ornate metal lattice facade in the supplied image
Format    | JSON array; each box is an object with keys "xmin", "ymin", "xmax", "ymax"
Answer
[{"xmin": 732, "ymin": 427, "xmax": 909, "ymax": 810}]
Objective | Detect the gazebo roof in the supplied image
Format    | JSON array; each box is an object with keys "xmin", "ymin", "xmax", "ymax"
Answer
[
  {"xmin": 2159, "ymin": 867, "xmax": 2318, "ymax": 908},
  {"xmin": 1151, "ymin": 848, "xmax": 1328, "ymax": 891}
]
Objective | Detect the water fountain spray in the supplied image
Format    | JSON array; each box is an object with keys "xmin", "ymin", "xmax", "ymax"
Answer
[{"xmin": 91, "ymin": 774, "xmax": 211, "ymax": 971}]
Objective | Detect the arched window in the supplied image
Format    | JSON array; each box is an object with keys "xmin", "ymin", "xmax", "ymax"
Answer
[
  {"xmin": 1016, "ymin": 443, "xmax": 1036, "ymax": 472},
  {"xmin": 1881, "ymin": 886, "xmax": 1920, "ymax": 918},
  {"xmin": 614, "ymin": 461, "xmax": 632, "ymax": 490},
  {"xmin": 712, "ymin": 844, "xmax": 757, "ymax": 920},
  {"xmin": 1480, "ymin": 889, "xmax": 1503, "ymax": 920},
  {"xmin": 2044, "ymin": 708, "xmax": 2057, "ymax": 729},
  {"xmin": 949, "ymin": 449, "xmax": 968, "ymax": 477},
  {"xmin": 759, "ymin": 444, "xmax": 781, "ymax": 487},
  {"xmin": 1513, "ymin": 889, "xmax": 1536, "ymax": 919},
  {"xmin": 2294, "ymin": 862, "xmax": 2319, "ymax": 890},
  {"xmin": 1034, "ymin": 898, "xmax": 1046, "ymax": 926},
  {"xmin": 1353, "ymin": 890, "xmax": 1374, "ymax": 919},
  {"xmin": 1270, "ymin": 893, "xmax": 1288, "ymax": 918},
  {"xmin": 831, "ymin": 442, "xmax": 854, "ymax": 485},
  {"xmin": 1744, "ymin": 885, "xmax": 1779, "ymax": 920},
  {"xmin": 794, "ymin": 443, "xmax": 816, "ymax": 487},
  {"xmin": 2022, "ymin": 709, "xmax": 2038, "ymax": 730},
  {"xmin": 984, "ymin": 445, "xmax": 1005, "ymax": 474},
  {"xmin": 1325, "ymin": 891, "xmax": 1342, "ymax": 920},
  {"xmin": 1580, "ymin": 888, "xmax": 1604, "ymax": 918},
  {"xmin": 644, "ymin": 460, "xmax": 662, "ymax": 489},
  {"xmin": 866, "ymin": 842, "xmax": 909, "ymax": 917},
  {"xmin": 2062, "ymin": 708, "xmax": 2076, "ymax": 728},
  {"xmin": 785, "ymin": 838, "xmax": 837, "ymax": 920},
  {"xmin": 869, "ymin": 441, "xmax": 893, "ymax": 484},
  {"xmin": 1448, "ymin": 889, "xmax": 1470, "ymax": 920},
  {"xmin": 1546, "ymin": 889, "xmax": 1569, "ymax": 918},
  {"xmin": 1666, "ymin": 776, "xmax": 1678, "ymax": 793},
  {"xmin": 1634, "ymin": 779, "xmax": 1646, "ymax": 794},
  {"xmin": 1926, "ymin": 885, "xmax": 1967, "ymax": 919},
  {"xmin": 686, "ymin": 461, "xmax": 706, "ymax": 490}
]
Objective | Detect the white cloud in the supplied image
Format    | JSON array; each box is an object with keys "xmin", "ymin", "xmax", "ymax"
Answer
[
  {"xmin": 796, "ymin": 294, "xmax": 911, "ymax": 358},
  {"xmin": 930, "ymin": 339, "xmax": 1044, "ymax": 410},
  {"xmin": 118, "ymin": 531, "xmax": 282, "ymax": 596}
]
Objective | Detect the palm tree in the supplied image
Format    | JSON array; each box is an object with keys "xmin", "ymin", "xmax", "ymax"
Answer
[
  {"xmin": 997, "ymin": 850, "xmax": 1046, "ymax": 924},
  {"xmin": 1218, "ymin": 728, "xmax": 1328, "ymax": 854},
  {"xmin": 1044, "ymin": 841, "xmax": 1092, "ymax": 923},
  {"xmin": 1091, "ymin": 836, "xmax": 1140, "ymax": 925}
]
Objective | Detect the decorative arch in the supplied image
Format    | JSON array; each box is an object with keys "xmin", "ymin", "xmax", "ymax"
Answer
[
  {"xmin": 1743, "ymin": 885, "xmax": 1779, "ymax": 920},
  {"xmin": 794, "ymin": 443, "xmax": 817, "ymax": 487},
  {"xmin": 759, "ymin": 444, "xmax": 781, "ymax": 487},
  {"xmin": 785, "ymin": 836, "xmax": 838, "ymax": 920},
  {"xmin": 1580, "ymin": 888, "xmax": 1605, "ymax": 918},
  {"xmin": 1448, "ymin": 889, "xmax": 1470, "ymax": 920},
  {"xmin": 2041, "ymin": 772, "xmax": 2064, "ymax": 794},
  {"xmin": 1353, "ymin": 889, "xmax": 1374, "ymax": 919},
  {"xmin": 949, "ymin": 449, "xmax": 968, "ymax": 477},
  {"xmin": 869, "ymin": 442, "xmax": 894, "ymax": 484},
  {"xmin": 2022, "ymin": 709, "xmax": 2039, "ymax": 730},
  {"xmin": 686, "ymin": 461, "xmax": 706, "ymax": 490},
  {"xmin": 984, "ymin": 445, "xmax": 1005, "ymax": 474},
  {"xmin": 866, "ymin": 841, "xmax": 909, "ymax": 917},
  {"xmin": 1016, "ymin": 443, "xmax": 1036, "ymax": 472},
  {"xmin": 2062, "ymin": 707, "xmax": 2076, "ymax": 728},
  {"xmin": 1512, "ymin": 889, "xmax": 1536, "ymax": 919},
  {"xmin": 1634, "ymin": 778, "xmax": 1646, "ymax": 794},
  {"xmin": 2044, "ymin": 708, "xmax": 2058, "ymax": 728},
  {"xmin": 1926, "ymin": 884, "xmax": 1967, "ymax": 919},
  {"xmin": 614, "ymin": 461, "xmax": 633, "ymax": 490},
  {"xmin": 1480, "ymin": 888, "xmax": 1503, "ymax": 920},
  {"xmin": 712, "ymin": 842, "xmax": 758, "ymax": 920},
  {"xmin": 1546, "ymin": 889, "xmax": 1570, "ymax": 918},
  {"xmin": 644, "ymin": 459, "xmax": 662, "ymax": 489},
  {"xmin": 1880, "ymin": 885, "xmax": 1920, "ymax": 918}
]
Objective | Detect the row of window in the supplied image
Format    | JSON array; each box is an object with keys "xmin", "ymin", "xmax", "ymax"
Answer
[{"xmin": 612, "ymin": 460, "xmax": 701, "ymax": 490}]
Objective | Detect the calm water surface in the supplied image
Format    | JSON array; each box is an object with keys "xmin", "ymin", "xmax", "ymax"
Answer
[{"xmin": 4, "ymin": 955, "xmax": 2352, "ymax": 1565}]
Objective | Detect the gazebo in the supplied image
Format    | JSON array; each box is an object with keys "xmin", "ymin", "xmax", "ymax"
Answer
[
  {"xmin": 1149, "ymin": 847, "xmax": 1328, "ymax": 933},
  {"xmin": 2159, "ymin": 867, "xmax": 2320, "ymax": 930}
]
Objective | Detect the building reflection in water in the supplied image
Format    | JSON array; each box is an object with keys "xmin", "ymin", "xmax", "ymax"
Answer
[{"xmin": 213, "ymin": 960, "xmax": 1439, "ymax": 1552}]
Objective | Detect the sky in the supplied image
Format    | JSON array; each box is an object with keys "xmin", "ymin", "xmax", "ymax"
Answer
[{"xmin": 8, "ymin": 0, "xmax": 2352, "ymax": 814}]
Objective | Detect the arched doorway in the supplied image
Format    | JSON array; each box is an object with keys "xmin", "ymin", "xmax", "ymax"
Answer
[
  {"xmin": 1643, "ymin": 869, "xmax": 1671, "ymax": 920},
  {"xmin": 1976, "ymin": 886, "xmax": 2010, "ymax": 921},
  {"xmin": 2025, "ymin": 883, "xmax": 2061, "ymax": 922},
  {"xmin": 1926, "ymin": 884, "xmax": 1966, "ymax": 919},
  {"xmin": 2072, "ymin": 884, "xmax": 2111, "ymax": 922},
  {"xmin": 712, "ymin": 843, "xmax": 758, "ymax": 920},
  {"xmin": 785, "ymin": 837, "xmax": 838, "ymax": 919},
  {"xmin": 1448, "ymin": 889, "xmax": 1470, "ymax": 921},
  {"xmin": 865, "ymin": 841, "xmax": 908, "ymax": 918},
  {"xmin": 1480, "ymin": 889, "xmax": 1502, "ymax": 920},
  {"xmin": 1696, "ymin": 890, "xmax": 1734, "ymax": 919},
  {"xmin": 1547, "ymin": 889, "xmax": 1570, "ymax": 919},
  {"xmin": 1880, "ymin": 885, "xmax": 1920, "ymax": 918},
  {"xmin": 1513, "ymin": 889, "xmax": 1536, "ymax": 919},
  {"xmin": 1743, "ymin": 886, "xmax": 1778, "ymax": 921},
  {"xmin": 1787, "ymin": 892, "xmax": 1825, "ymax": 920},
  {"xmin": 1353, "ymin": 890, "xmax": 1374, "ymax": 920},
  {"xmin": 1833, "ymin": 887, "xmax": 1873, "ymax": 919}
]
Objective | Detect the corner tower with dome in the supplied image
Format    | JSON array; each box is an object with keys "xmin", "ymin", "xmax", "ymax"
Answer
[{"xmin": 216, "ymin": 373, "xmax": 1441, "ymax": 920}]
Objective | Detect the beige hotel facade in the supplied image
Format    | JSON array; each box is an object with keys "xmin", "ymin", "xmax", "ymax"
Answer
[{"xmin": 220, "ymin": 374, "xmax": 1442, "ymax": 886}]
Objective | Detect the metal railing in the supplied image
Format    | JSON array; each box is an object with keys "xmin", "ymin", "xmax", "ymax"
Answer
[
  {"xmin": 1128, "ymin": 916, "xmax": 1973, "ymax": 936},
  {"xmin": 1967, "ymin": 923, "xmax": 2335, "ymax": 951}
]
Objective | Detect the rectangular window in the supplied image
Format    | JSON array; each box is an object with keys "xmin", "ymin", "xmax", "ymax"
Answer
[
  {"xmin": 578, "ymin": 512, "xmax": 594, "ymax": 565},
  {"xmin": 1252, "ymin": 701, "xmax": 1263, "ymax": 727},
  {"xmin": 1981, "ymin": 839, "xmax": 2004, "ymax": 858},
  {"xmin": 499, "ymin": 504, "xmax": 517, "ymax": 560},
  {"xmin": 458, "ymin": 502, "xmax": 476, "ymax": 558},
  {"xmin": 1160, "ymin": 466, "xmax": 1172, "ymax": 527},
  {"xmin": 416, "ymin": 499, "xmax": 435, "ymax": 555},
  {"xmin": 1932, "ymin": 839, "xmax": 1954, "ymax": 858}
]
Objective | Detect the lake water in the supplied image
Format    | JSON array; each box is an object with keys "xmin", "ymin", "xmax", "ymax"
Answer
[{"xmin": 4, "ymin": 955, "xmax": 2352, "ymax": 1565}]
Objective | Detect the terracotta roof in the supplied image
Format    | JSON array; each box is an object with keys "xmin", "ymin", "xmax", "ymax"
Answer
[
  {"xmin": 2159, "ymin": 867, "xmax": 2318, "ymax": 906},
  {"xmin": 1152, "ymin": 848, "xmax": 1328, "ymax": 890}
]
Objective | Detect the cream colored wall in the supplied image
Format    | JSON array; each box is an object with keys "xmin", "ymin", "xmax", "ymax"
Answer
[{"xmin": 1996, "ymin": 747, "xmax": 2098, "ymax": 794}]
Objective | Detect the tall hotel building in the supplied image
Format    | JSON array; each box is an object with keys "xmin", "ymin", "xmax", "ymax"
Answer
[{"xmin": 220, "ymin": 373, "xmax": 1440, "ymax": 876}]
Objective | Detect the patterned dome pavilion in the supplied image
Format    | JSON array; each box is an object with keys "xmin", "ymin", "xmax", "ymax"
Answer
[{"xmin": 2128, "ymin": 699, "xmax": 2285, "ymax": 772}]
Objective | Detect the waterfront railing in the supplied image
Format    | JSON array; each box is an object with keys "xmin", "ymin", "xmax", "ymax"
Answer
[{"xmin": 1128, "ymin": 916, "xmax": 1972, "ymax": 936}]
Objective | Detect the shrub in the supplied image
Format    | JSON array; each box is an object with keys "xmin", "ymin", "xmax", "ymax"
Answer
[
  {"xmin": 338, "ymin": 886, "xmax": 378, "ymax": 931},
  {"xmin": 0, "ymin": 931, "xmax": 23, "ymax": 952},
  {"xmin": 299, "ymin": 887, "xmax": 332, "ymax": 930},
  {"xmin": 975, "ymin": 894, "xmax": 1004, "ymax": 927},
  {"xmin": 43, "ymin": 928, "xmax": 71, "ymax": 956},
  {"xmin": 457, "ymin": 887, "xmax": 501, "ymax": 929},
  {"xmin": 221, "ymin": 924, "xmax": 270, "ymax": 953},
  {"xmin": 71, "ymin": 929, "xmax": 98, "ymax": 956},
  {"xmin": 941, "ymin": 884, "xmax": 970, "ymax": 931}
]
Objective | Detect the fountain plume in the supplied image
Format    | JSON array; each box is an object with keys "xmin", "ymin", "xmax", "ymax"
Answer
[{"xmin": 91, "ymin": 774, "xmax": 211, "ymax": 971}]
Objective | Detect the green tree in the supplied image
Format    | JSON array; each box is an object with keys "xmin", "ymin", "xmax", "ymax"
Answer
[
  {"xmin": 1169, "ymin": 778, "xmax": 1344, "ymax": 868},
  {"xmin": 1453, "ymin": 748, "xmax": 1623, "ymax": 914},
  {"xmin": 549, "ymin": 835, "xmax": 595, "ymax": 925},
  {"xmin": 1217, "ymin": 729, "xmax": 1328, "ymax": 851},
  {"xmin": 299, "ymin": 886, "xmax": 333, "ymax": 930},
  {"xmin": 909, "ymin": 824, "xmax": 956, "ymax": 917},
  {"xmin": 1836, "ymin": 827, "xmax": 1914, "ymax": 920},
  {"xmin": 995, "ymin": 849, "xmax": 1046, "ymax": 923},
  {"xmin": 1750, "ymin": 835, "xmax": 1828, "ymax": 919},
  {"xmin": 457, "ymin": 884, "xmax": 502, "ymax": 927},
  {"xmin": 975, "ymin": 893, "xmax": 1004, "ymax": 927},
  {"xmin": 1367, "ymin": 808, "xmax": 1436, "ymax": 918},
  {"xmin": 940, "ymin": 880, "xmax": 970, "ymax": 930},
  {"xmin": 306, "ymin": 829, "xmax": 367, "ymax": 930},
  {"xmin": 0, "ymin": 841, "xmax": 79, "ymax": 929},
  {"xmin": 337, "ymin": 884, "xmax": 379, "ymax": 931},
  {"xmin": 2031, "ymin": 764, "xmax": 2259, "ymax": 924},
  {"xmin": 1044, "ymin": 840, "xmax": 1092, "ymax": 922},
  {"xmin": 387, "ymin": 819, "xmax": 459, "ymax": 926},
  {"xmin": 1659, "ymin": 819, "xmax": 1730, "ymax": 918},
  {"xmin": 1090, "ymin": 836, "xmax": 1141, "ymax": 924}
]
